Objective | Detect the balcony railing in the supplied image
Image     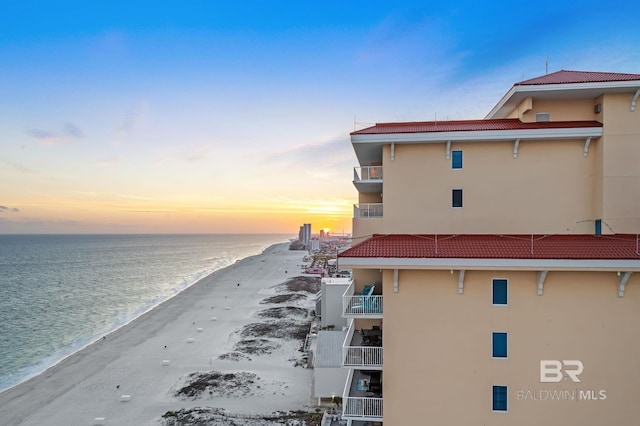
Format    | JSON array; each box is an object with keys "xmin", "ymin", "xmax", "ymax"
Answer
[
  {"xmin": 344, "ymin": 346, "xmax": 383, "ymax": 367},
  {"xmin": 343, "ymin": 319, "xmax": 383, "ymax": 369},
  {"xmin": 354, "ymin": 166, "xmax": 383, "ymax": 182},
  {"xmin": 353, "ymin": 166, "xmax": 383, "ymax": 194},
  {"xmin": 342, "ymin": 369, "xmax": 383, "ymax": 421},
  {"xmin": 344, "ymin": 295, "xmax": 383, "ymax": 315},
  {"xmin": 343, "ymin": 280, "xmax": 383, "ymax": 318},
  {"xmin": 343, "ymin": 396, "xmax": 383, "ymax": 419},
  {"xmin": 353, "ymin": 203, "xmax": 383, "ymax": 218}
]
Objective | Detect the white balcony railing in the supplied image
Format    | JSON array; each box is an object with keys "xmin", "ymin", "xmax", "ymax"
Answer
[
  {"xmin": 342, "ymin": 280, "xmax": 383, "ymax": 317},
  {"xmin": 342, "ymin": 370, "xmax": 383, "ymax": 421},
  {"xmin": 353, "ymin": 166, "xmax": 383, "ymax": 182},
  {"xmin": 353, "ymin": 203, "xmax": 383, "ymax": 218},
  {"xmin": 344, "ymin": 346, "xmax": 383, "ymax": 369},
  {"xmin": 342, "ymin": 369, "xmax": 384, "ymax": 421},
  {"xmin": 343, "ymin": 396, "xmax": 383, "ymax": 419},
  {"xmin": 344, "ymin": 295, "xmax": 383, "ymax": 315},
  {"xmin": 342, "ymin": 319, "xmax": 383, "ymax": 369}
]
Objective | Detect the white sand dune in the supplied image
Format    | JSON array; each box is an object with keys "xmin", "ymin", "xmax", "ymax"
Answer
[{"xmin": 0, "ymin": 243, "xmax": 315, "ymax": 426}]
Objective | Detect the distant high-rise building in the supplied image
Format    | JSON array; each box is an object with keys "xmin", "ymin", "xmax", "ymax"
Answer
[
  {"xmin": 302, "ymin": 223, "xmax": 311, "ymax": 248},
  {"xmin": 299, "ymin": 223, "xmax": 312, "ymax": 248}
]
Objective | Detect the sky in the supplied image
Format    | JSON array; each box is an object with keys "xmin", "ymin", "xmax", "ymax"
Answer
[{"xmin": 1, "ymin": 1, "xmax": 640, "ymax": 234}]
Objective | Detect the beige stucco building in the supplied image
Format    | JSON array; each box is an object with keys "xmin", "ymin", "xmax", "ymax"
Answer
[{"xmin": 337, "ymin": 70, "xmax": 640, "ymax": 425}]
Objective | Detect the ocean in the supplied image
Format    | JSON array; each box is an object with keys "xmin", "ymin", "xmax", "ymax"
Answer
[{"xmin": 0, "ymin": 233, "xmax": 291, "ymax": 393}]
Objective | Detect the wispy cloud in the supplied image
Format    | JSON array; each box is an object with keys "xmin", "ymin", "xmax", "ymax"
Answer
[
  {"xmin": 152, "ymin": 144, "xmax": 210, "ymax": 165},
  {"xmin": 1, "ymin": 159, "xmax": 33, "ymax": 174},
  {"xmin": 256, "ymin": 135, "xmax": 355, "ymax": 174},
  {"xmin": 63, "ymin": 122, "xmax": 84, "ymax": 138},
  {"xmin": 25, "ymin": 122, "xmax": 85, "ymax": 145},
  {"xmin": 0, "ymin": 205, "xmax": 20, "ymax": 213},
  {"xmin": 73, "ymin": 191, "xmax": 98, "ymax": 198},
  {"xmin": 116, "ymin": 194, "xmax": 155, "ymax": 202},
  {"xmin": 97, "ymin": 156, "xmax": 119, "ymax": 167},
  {"xmin": 113, "ymin": 101, "xmax": 149, "ymax": 143},
  {"xmin": 184, "ymin": 148, "xmax": 209, "ymax": 163},
  {"xmin": 115, "ymin": 111, "xmax": 139, "ymax": 135}
]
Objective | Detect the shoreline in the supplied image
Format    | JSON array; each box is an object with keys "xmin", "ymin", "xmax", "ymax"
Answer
[
  {"xmin": 0, "ymin": 242, "xmax": 316, "ymax": 425},
  {"xmin": 0, "ymin": 240, "xmax": 287, "ymax": 395}
]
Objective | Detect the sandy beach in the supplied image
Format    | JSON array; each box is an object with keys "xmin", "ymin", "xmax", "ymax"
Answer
[{"xmin": 0, "ymin": 243, "xmax": 319, "ymax": 426}]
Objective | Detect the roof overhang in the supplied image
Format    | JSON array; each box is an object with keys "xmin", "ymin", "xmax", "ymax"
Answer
[
  {"xmin": 487, "ymin": 81, "xmax": 640, "ymax": 119},
  {"xmin": 338, "ymin": 256, "xmax": 640, "ymax": 272},
  {"xmin": 351, "ymin": 126, "xmax": 603, "ymax": 165}
]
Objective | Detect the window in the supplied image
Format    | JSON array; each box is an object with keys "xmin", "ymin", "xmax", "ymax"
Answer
[
  {"xmin": 535, "ymin": 112, "xmax": 550, "ymax": 122},
  {"xmin": 452, "ymin": 189, "xmax": 463, "ymax": 208},
  {"xmin": 492, "ymin": 279, "xmax": 508, "ymax": 305},
  {"xmin": 492, "ymin": 332, "xmax": 508, "ymax": 358},
  {"xmin": 493, "ymin": 385, "xmax": 508, "ymax": 412},
  {"xmin": 452, "ymin": 150, "xmax": 463, "ymax": 169}
]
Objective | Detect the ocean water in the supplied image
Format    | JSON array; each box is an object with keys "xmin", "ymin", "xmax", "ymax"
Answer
[{"xmin": 0, "ymin": 234, "xmax": 290, "ymax": 393}]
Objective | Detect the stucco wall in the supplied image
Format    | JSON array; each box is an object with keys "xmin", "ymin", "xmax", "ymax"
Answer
[
  {"xmin": 378, "ymin": 140, "xmax": 597, "ymax": 235},
  {"xmin": 520, "ymin": 98, "xmax": 599, "ymax": 122},
  {"xmin": 381, "ymin": 268, "xmax": 640, "ymax": 425},
  {"xmin": 600, "ymin": 93, "xmax": 640, "ymax": 232}
]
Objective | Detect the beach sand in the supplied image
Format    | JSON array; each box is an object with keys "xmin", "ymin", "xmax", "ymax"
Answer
[{"xmin": 0, "ymin": 243, "xmax": 319, "ymax": 426}]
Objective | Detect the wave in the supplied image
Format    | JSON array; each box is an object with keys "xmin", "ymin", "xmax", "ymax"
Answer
[{"xmin": 0, "ymin": 237, "xmax": 288, "ymax": 394}]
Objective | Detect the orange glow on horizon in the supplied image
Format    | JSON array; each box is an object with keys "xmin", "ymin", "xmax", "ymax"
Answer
[{"xmin": 1, "ymin": 197, "xmax": 353, "ymax": 234}]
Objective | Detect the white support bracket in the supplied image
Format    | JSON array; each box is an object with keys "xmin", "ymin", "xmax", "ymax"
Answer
[
  {"xmin": 583, "ymin": 137, "xmax": 592, "ymax": 158},
  {"xmin": 458, "ymin": 270, "xmax": 465, "ymax": 295},
  {"xmin": 618, "ymin": 271, "xmax": 632, "ymax": 297},
  {"xmin": 537, "ymin": 271, "xmax": 548, "ymax": 296},
  {"xmin": 446, "ymin": 141, "xmax": 451, "ymax": 160},
  {"xmin": 513, "ymin": 139, "xmax": 520, "ymax": 159},
  {"xmin": 393, "ymin": 268, "xmax": 399, "ymax": 293},
  {"xmin": 631, "ymin": 89, "xmax": 640, "ymax": 112},
  {"xmin": 390, "ymin": 142, "xmax": 395, "ymax": 161}
]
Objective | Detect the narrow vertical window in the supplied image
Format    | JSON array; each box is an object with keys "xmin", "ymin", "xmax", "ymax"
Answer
[
  {"xmin": 492, "ymin": 385, "xmax": 508, "ymax": 412},
  {"xmin": 452, "ymin": 189, "xmax": 463, "ymax": 208},
  {"xmin": 492, "ymin": 332, "xmax": 508, "ymax": 358},
  {"xmin": 452, "ymin": 150, "xmax": 463, "ymax": 169},
  {"xmin": 492, "ymin": 279, "xmax": 508, "ymax": 305}
]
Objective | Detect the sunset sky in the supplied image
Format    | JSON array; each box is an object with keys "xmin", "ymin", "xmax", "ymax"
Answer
[{"xmin": 2, "ymin": 1, "xmax": 640, "ymax": 234}]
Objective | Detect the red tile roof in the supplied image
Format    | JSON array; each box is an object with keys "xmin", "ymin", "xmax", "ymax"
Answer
[
  {"xmin": 516, "ymin": 70, "xmax": 640, "ymax": 86},
  {"xmin": 339, "ymin": 234, "xmax": 640, "ymax": 260},
  {"xmin": 351, "ymin": 118, "xmax": 602, "ymax": 135}
]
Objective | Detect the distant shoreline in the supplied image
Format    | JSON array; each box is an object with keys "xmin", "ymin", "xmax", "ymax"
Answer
[
  {"xmin": 0, "ymin": 240, "xmax": 290, "ymax": 396},
  {"xmin": 0, "ymin": 240, "xmax": 313, "ymax": 425}
]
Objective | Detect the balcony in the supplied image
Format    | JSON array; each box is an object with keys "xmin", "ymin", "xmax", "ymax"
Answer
[
  {"xmin": 342, "ymin": 369, "xmax": 383, "ymax": 422},
  {"xmin": 353, "ymin": 166, "xmax": 383, "ymax": 193},
  {"xmin": 343, "ymin": 319, "xmax": 383, "ymax": 370},
  {"xmin": 353, "ymin": 203, "xmax": 383, "ymax": 218},
  {"xmin": 343, "ymin": 280, "xmax": 383, "ymax": 318}
]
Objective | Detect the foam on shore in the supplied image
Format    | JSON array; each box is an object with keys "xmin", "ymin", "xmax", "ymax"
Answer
[{"xmin": 0, "ymin": 243, "xmax": 314, "ymax": 426}]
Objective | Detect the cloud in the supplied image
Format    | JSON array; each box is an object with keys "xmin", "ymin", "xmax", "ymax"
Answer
[
  {"xmin": 97, "ymin": 156, "xmax": 119, "ymax": 167},
  {"xmin": 0, "ymin": 218, "xmax": 87, "ymax": 234},
  {"xmin": 115, "ymin": 111, "xmax": 139, "ymax": 135},
  {"xmin": 0, "ymin": 206, "xmax": 20, "ymax": 213},
  {"xmin": 25, "ymin": 122, "xmax": 85, "ymax": 145},
  {"xmin": 113, "ymin": 101, "xmax": 149, "ymax": 142},
  {"xmin": 0, "ymin": 159, "xmax": 33, "ymax": 174},
  {"xmin": 258, "ymin": 135, "xmax": 355, "ymax": 171},
  {"xmin": 238, "ymin": 136, "xmax": 356, "ymax": 194},
  {"xmin": 73, "ymin": 191, "xmax": 98, "ymax": 198},
  {"xmin": 63, "ymin": 122, "xmax": 84, "ymax": 138},
  {"xmin": 184, "ymin": 148, "xmax": 209, "ymax": 163}
]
